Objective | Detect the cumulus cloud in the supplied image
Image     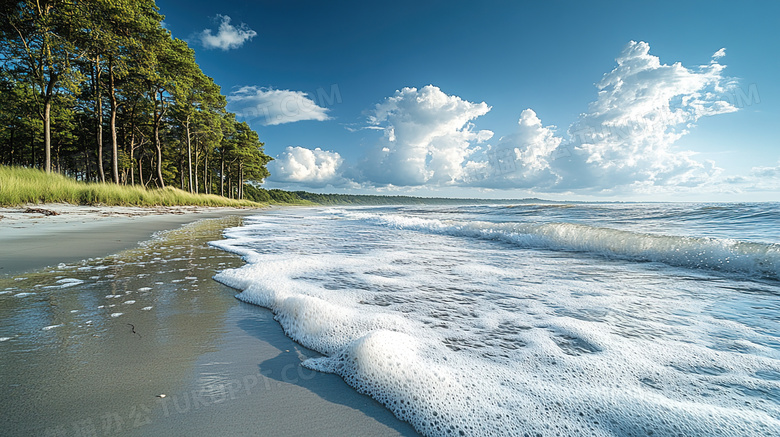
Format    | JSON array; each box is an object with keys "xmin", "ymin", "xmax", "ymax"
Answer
[
  {"xmin": 358, "ymin": 85, "xmax": 493, "ymax": 186},
  {"xmin": 268, "ymin": 146, "xmax": 345, "ymax": 187},
  {"xmin": 549, "ymin": 40, "xmax": 737, "ymax": 191},
  {"xmin": 349, "ymin": 42, "xmax": 737, "ymax": 193},
  {"xmin": 228, "ymin": 87, "xmax": 330, "ymax": 126},
  {"xmin": 267, "ymin": 42, "xmax": 743, "ymax": 195},
  {"xmin": 197, "ymin": 15, "xmax": 256, "ymax": 51},
  {"xmin": 465, "ymin": 109, "xmax": 564, "ymax": 188}
]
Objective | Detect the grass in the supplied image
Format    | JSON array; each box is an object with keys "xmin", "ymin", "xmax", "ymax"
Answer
[{"xmin": 0, "ymin": 165, "xmax": 264, "ymax": 207}]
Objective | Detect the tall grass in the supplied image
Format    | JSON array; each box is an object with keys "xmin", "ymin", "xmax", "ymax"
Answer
[{"xmin": 0, "ymin": 165, "xmax": 263, "ymax": 207}]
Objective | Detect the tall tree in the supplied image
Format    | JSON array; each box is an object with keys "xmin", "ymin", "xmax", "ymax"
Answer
[
  {"xmin": 172, "ymin": 71, "xmax": 225, "ymax": 192},
  {"xmin": 1, "ymin": 0, "xmax": 81, "ymax": 173}
]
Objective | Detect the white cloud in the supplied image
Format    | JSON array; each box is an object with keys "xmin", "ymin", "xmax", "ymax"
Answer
[
  {"xmin": 749, "ymin": 162, "xmax": 780, "ymax": 179},
  {"xmin": 721, "ymin": 161, "xmax": 780, "ymax": 193},
  {"xmin": 712, "ymin": 48, "xmax": 727, "ymax": 60},
  {"xmin": 228, "ymin": 86, "xmax": 330, "ymax": 126},
  {"xmin": 351, "ymin": 42, "xmax": 737, "ymax": 194},
  {"xmin": 198, "ymin": 15, "xmax": 256, "ymax": 51},
  {"xmin": 465, "ymin": 109, "xmax": 563, "ymax": 188},
  {"xmin": 550, "ymin": 40, "xmax": 737, "ymax": 192},
  {"xmin": 268, "ymin": 147, "xmax": 345, "ymax": 187},
  {"xmin": 359, "ymin": 85, "xmax": 492, "ymax": 186},
  {"xmin": 267, "ymin": 42, "xmax": 743, "ymax": 196}
]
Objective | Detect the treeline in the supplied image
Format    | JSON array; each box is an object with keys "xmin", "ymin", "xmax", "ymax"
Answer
[
  {"xmin": 241, "ymin": 186, "xmax": 539, "ymax": 205},
  {"xmin": 0, "ymin": 0, "xmax": 271, "ymax": 199}
]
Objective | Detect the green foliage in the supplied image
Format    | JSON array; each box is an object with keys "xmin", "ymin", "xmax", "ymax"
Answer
[{"xmin": 242, "ymin": 184, "xmax": 312, "ymax": 205}]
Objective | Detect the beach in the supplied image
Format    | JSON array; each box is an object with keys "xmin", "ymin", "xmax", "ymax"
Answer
[{"xmin": 0, "ymin": 204, "xmax": 418, "ymax": 436}]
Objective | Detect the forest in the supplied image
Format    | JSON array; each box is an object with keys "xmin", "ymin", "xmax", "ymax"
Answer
[{"xmin": 0, "ymin": 0, "xmax": 272, "ymax": 199}]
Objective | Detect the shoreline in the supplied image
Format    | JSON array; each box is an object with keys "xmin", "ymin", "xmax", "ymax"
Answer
[
  {"xmin": 0, "ymin": 204, "xmax": 419, "ymax": 436},
  {"xmin": 0, "ymin": 203, "xmax": 265, "ymax": 277}
]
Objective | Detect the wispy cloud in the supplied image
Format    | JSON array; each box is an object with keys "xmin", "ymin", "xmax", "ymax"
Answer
[
  {"xmin": 197, "ymin": 15, "xmax": 256, "ymax": 51},
  {"xmin": 227, "ymin": 87, "xmax": 331, "ymax": 126}
]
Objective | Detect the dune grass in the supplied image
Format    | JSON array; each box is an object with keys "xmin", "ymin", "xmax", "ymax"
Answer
[{"xmin": 0, "ymin": 165, "xmax": 263, "ymax": 207}]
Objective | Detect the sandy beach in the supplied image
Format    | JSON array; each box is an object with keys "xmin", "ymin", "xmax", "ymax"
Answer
[
  {"xmin": 0, "ymin": 204, "xmax": 418, "ymax": 436},
  {"xmin": 0, "ymin": 204, "xmax": 263, "ymax": 277}
]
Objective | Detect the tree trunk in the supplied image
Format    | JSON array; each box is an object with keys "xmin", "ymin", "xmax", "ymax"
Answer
[
  {"xmin": 153, "ymin": 90, "xmax": 165, "ymax": 188},
  {"xmin": 186, "ymin": 117, "xmax": 193, "ymax": 192},
  {"xmin": 42, "ymin": 67, "xmax": 57, "ymax": 173},
  {"xmin": 155, "ymin": 124, "xmax": 163, "ymax": 188},
  {"xmin": 43, "ymin": 100, "xmax": 51, "ymax": 173},
  {"xmin": 94, "ymin": 56, "xmax": 105, "ymax": 183},
  {"xmin": 138, "ymin": 150, "xmax": 144, "ymax": 187},
  {"xmin": 220, "ymin": 156, "xmax": 224, "ymax": 197},
  {"xmin": 203, "ymin": 153, "xmax": 208, "ymax": 194},
  {"xmin": 109, "ymin": 57, "xmax": 119, "ymax": 184},
  {"xmin": 238, "ymin": 163, "xmax": 243, "ymax": 200},
  {"xmin": 129, "ymin": 132, "xmax": 136, "ymax": 185},
  {"xmin": 193, "ymin": 136, "xmax": 199, "ymax": 194}
]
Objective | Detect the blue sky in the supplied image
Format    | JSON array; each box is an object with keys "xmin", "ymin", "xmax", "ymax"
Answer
[{"xmin": 157, "ymin": 0, "xmax": 779, "ymax": 201}]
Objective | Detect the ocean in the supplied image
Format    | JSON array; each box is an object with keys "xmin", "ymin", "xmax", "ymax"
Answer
[{"xmin": 212, "ymin": 203, "xmax": 780, "ymax": 437}]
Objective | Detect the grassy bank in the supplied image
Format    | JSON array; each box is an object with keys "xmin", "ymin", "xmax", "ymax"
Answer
[{"xmin": 0, "ymin": 166, "xmax": 262, "ymax": 207}]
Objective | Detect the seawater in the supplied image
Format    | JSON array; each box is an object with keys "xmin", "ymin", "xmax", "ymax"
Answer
[{"xmin": 212, "ymin": 203, "xmax": 780, "ymax": 436}]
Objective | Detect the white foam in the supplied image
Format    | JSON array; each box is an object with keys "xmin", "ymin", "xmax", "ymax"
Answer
[
  {"xmin": 42, "ymin": 324, "xmax": 64, "ymax": 330},
  {"xmin": 13, "ymin": 292, "xmax": 34, "ymax": 297},
  {"xmin": 345, "ymin": 211, "xmax": 780, "ymax": 280},
  {"xmin": 110, "ymin": 312, "xmax": 123, "ymax": 318},
  {"xmin": 141, "ymin": 306, "xmax": 153, "ymax": 311},
  {"xmin": 212, "ymin": 208, "xmax": 780, "ymax": 437}
]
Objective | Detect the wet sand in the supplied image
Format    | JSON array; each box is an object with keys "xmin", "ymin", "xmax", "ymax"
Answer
[
  {"xmin": 0, "ymin": 204, "xmax": 263, "ymax": 277},
  {"xmin": 0, "ymin": 209, "xmax": 418, "ymax": 436}
]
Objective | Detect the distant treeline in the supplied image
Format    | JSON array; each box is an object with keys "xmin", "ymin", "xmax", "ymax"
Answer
[
  {"xmin": 242, "ymin": 185, "xmax": 546, "ymax": 206},
  {"xmin": 0, "ymin": 1, "xmax": 271, "ymax": 200}
]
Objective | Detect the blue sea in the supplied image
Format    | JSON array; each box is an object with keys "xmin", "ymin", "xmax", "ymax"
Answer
[{"xmin": 212, "ymin": 203, "xmax": 780, "ymax": 437}]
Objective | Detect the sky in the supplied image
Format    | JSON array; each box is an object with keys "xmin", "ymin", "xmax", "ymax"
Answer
[{"xmin": 156, "ymin": 0, "xmax": 780, "ymax": 201}]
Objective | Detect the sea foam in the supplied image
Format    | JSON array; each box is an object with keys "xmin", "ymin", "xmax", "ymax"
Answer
[
  {"xmin": 213, "ymin": 207, "xmax": 780, "ymax": 436},
  {"xmin": 343, "ymin": 211, "xmax": 780, "ymax": 280}
]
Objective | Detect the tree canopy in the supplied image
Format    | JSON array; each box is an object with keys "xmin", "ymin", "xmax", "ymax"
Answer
[{"xmin": 0, "ymin": 0, "xmax": 271, "ymax": 198}]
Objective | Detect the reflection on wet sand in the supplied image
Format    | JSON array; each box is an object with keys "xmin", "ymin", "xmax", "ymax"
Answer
[{"xmin": 0, "ymin": 217, "xmax": 245, "ymax": 435}]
